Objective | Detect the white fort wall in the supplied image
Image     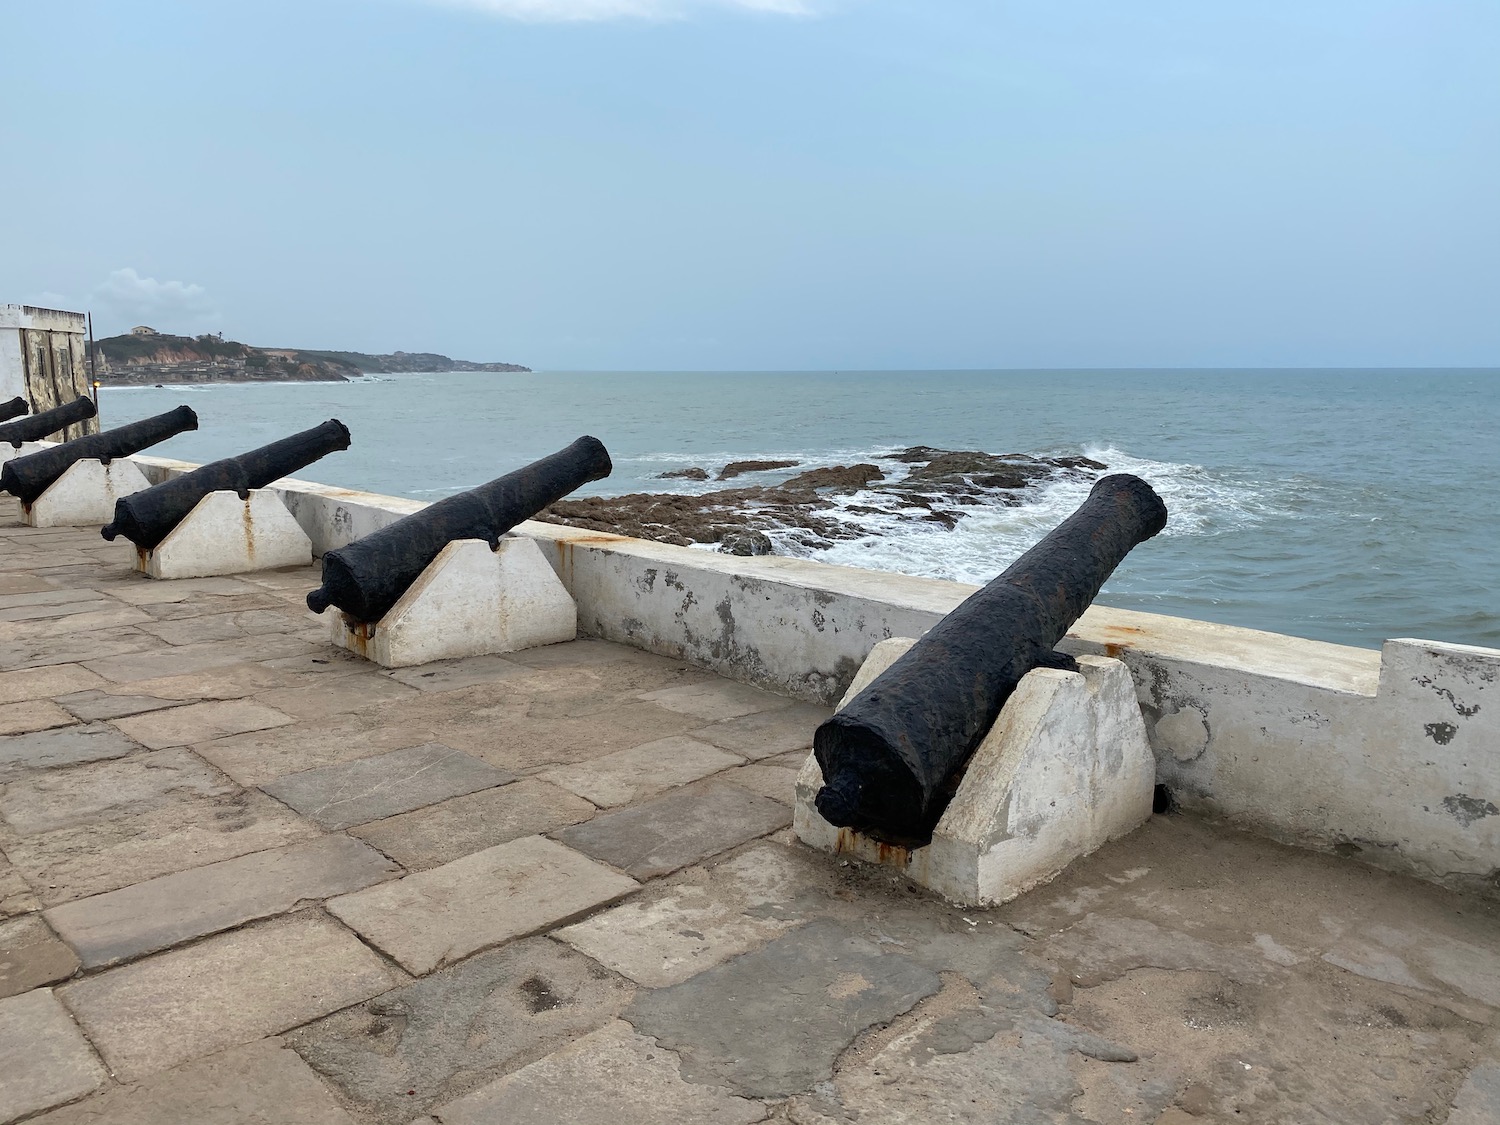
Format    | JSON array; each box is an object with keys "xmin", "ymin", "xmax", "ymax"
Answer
[{"xmin": 122, "ymin": 454, "xmax": 1500, "ymax": 893}]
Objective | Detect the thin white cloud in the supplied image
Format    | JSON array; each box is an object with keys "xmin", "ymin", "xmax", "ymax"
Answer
[
  {"xmin": 92, "ymin": 268, "xmax": 220, "ymax": 333},
  {"xmin": 423, "ymin": 0, "xmax": 814, "ymax": 23}
]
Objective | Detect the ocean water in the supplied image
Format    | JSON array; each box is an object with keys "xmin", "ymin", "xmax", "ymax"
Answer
[{"xmin": 97, "ymin": 369, "xmax": 1500, "ymax": 651}]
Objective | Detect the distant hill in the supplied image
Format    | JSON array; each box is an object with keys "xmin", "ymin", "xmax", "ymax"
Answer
[{"xmin": 94, "ymin": 329, "xmax": 529, "ymax": 385}]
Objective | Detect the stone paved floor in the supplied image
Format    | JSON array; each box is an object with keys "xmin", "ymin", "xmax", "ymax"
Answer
[{"xmin": 0, "ymin": 499, "xmax": 1497, "ymax": 1124}]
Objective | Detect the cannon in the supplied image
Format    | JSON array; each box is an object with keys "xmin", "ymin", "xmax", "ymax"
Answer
[
  {"xmin": 100, "ymin": 419, "xmax": 351, "ymax": 549},
  {"xmin": 813, "ymin": 473, "xmax": 1168, "ymax": 846},
  {"xmin": 0, "ymin": 397, "xmax": 97, "ymax": 448},
  {"xmin": 1, "ymin": 406, "xmax": 199, "ymax": 507},
  {"xmin": 307, "ymin": 435, "xmax": 612, "ymax": 623},
  {"xmin": 0, "ymin": 397, "xmax": 27, "ymax": 423}
]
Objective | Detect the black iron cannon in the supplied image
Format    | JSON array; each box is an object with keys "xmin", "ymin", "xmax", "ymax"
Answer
[
  {"xmin": 100, "ymin": 419, "xmax": 351, "ymax": 549},
  {"xmin": 1, "ymin": 406, "xmax": 199, "ymax": 507},
  {"xmin": 0, "ymin": 398, "xmax": 97, "ymax": 448},
  {"xmin": 0, "ymin": 397, "xmax": 27, "ymax": 423},
  {"xmin": 306, "ymin": 435, "xmax": 612, "ymax": 623},
  {"xmin": 813, "ymin": 473, "xmax": 1168, "ymax": 847}
]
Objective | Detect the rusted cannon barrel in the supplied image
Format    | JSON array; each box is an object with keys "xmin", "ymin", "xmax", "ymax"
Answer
[
  {"xmin": 813, "ymin": 473, "xmax": 1169, "ymax": 846},
  {"xmin": 100, "ymin": 419, "xmax": 351, "ymax": 549},
  {"xmin": 1, "ymin": 406, "xmax": 199, "ymax": 506},
  {"xmin": 0, "ymin": 398, "xmax": 97, "ymax": 448},
  {"xmin": 0, "ymin": 397, "xmax": 27, "ymax": 423},
  {"xmin": 306, "ymin": 435, "xmax": 612, "ymax": 623}
]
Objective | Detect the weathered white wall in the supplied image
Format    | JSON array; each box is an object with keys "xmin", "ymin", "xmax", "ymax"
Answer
[{"xmin": 121, "ymin": 456, "xmax": 1500, "ymax": 893}]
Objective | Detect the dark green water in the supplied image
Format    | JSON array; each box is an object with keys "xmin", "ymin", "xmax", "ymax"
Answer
[{"xmin": 99, "ymin": 368, "xmax": 1500, "ymax": 650}]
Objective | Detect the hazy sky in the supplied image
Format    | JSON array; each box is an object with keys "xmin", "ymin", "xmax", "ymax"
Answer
[{"xmin": 4, "ymin": 1, "xmax": 1496, "ymax": 369}]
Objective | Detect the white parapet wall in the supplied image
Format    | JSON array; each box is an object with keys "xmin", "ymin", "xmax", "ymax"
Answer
[{"xmin": 122, "ymin": 454, "xmax": 1500, "ymax": 894}]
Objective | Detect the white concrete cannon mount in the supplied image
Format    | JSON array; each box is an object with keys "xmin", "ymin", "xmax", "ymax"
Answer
[
  {"xmin": 137, "ymin": 489, "xmax": 314, "ymax": 580},
  {"xmin": 326, "ymin": 535, "xmax": 577, "ymax": 669},
  {"xmin": 794, "ymin": 638, "xmax": 1156, "ymax": 907},
  {"xmin": 22, "ymin": 458, "xmax": 152, "ymax": 528}
]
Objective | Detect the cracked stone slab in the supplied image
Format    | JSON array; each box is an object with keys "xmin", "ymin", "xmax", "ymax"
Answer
[
  {"xmin": 0, "ymin": 722, "xmax": 140, "ymax": 784},
  {"xmin": 350, "ymin": 778, "xmax": 595, "ymax": 871},
  {"xmin": 723, "ymin": 758, "xmax": 803, "ymax": 806},
  {"xmin": 58, "ymin": 911, "xmax": 406, "ymax": 1082},
  {"xmin": 1449, "ymin": 1059, "xmax": 1500, "ymax": 1125},
  {"xmin": 695, "ymin": 702, "xmax": 831, "ymax": 760},
  {"xmin": 637, "ymin": 681, "xmax": 793, "ymax": 722},
  {"xmin": 555, "ymin": 781, "xmax": 790, "ymax": 880},
  {"xmin": 428, "ymin": 1020, "xmax": 768, "ymax": 1125},
  {"xmin": 262, "ymin": 674, "xmax": 420, "ymax": 720},
  {"xmin": 1, "ymin": 753, "xmax": 320, "ymax": 906},
  {"xmin": 55, "ymin": 690, "xmax": 182, "ymax": 722},
  {"xmin": 556, "ymin": 843, "xmax": 809, "ymax": 987},
  {"xmin": 262, "ymin": 743, "xmax": 515, "ymax": 830},
  {"xmin": 111, "ymin": 698, "xmax": 296, "ymax": 750},
  {"xmin": 326, "ymin": 836, "xmax": 638, "ymax": 976},
  {"xmin": 626, "ymin": 920, "xmax": 942, "ymax": 1097},
  {"xmin": 0, "ymin": 664, "xmax": 105, "ymax": 707},
  {"xmin": 0, "ymin": 856, "xmax": 38, "ymax": 920},
  {"xmin": 0, "ymin": 989, "xmax": 107, "ymax": 1122},
  {"xmin": 193, "ymin": 715, "xmax": 432, "ymax": 787},
  {"xmin": 542, "ymin": 736, "xmax": 742, "ymax": 808},
  {"xmin": 44, "ymin": 834, "xmax": 400, "ymax": 968},
  {"xmin": 0, "ymin": 915, "xmax": 79, "ymax": 998},
  {"xmin": 288, "ymin": 936, "xmax": 634, "ymax": 1124},
  {"xmin": 81, "ymin": 635, "xmax": 310, "ymax": 684},
  {"xmin": 386, "ymin": 655, "xmax": 536, "ymax": 693},
  {"xmin": 27, "ymin": 1038, "xmax": 360, "ymax": 1125},
  {"xmin": 0, "ymin": 700, "xmax": 76, "ymax": 737},
  {"xmin": 0, "ymin": 747, "xmax": 233, "ymax": 837}
]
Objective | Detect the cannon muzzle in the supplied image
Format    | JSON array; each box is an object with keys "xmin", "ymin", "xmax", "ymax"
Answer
[
  {"xmin": 0, "ymin": 397, "xmax": 97, "ymax": 448},
  {"xmin": 1, "ymin": 406, "xmax": 199, "ymax": 506},
  {"xmin": 813, "ymin": 473, "xmax": 1168, "ymax": 846},
  {"xmin": 0, "ymin": 397, "xmax": 27, "ymax": 424},
  {"xmin": 306, "ymin": 435, "xmax": 612, "ymax": 623},
  {"xmin": 101, "ymin": 419, "xmax": 351, "ymax": 549}
]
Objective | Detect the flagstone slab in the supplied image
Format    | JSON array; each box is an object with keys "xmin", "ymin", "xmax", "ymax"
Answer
[
  {"xmin": 82, "ymin": 635, "xmax": 310, "ymax": 684},
  {"xmin": 111, "ymin": 698, "xmax": 294, "ymax": 750},
  {"xmin": 4, "ymin": 780, "xmax": 321, "ymax": 912},
  {"xmin": 542, "ymin": 736, "xmax": 742, "ymax": 808},
  {"xmin": 55, "ymin": 690, "xmax": 179, "ymax": 722},
  {"xmin": 0, "ymin": 664, "xmax": 105, "ymax": 707},
  {"xmin": 0, "ymin": 748, "xmax": 234, "ymax": 836},
  {"xmin": 194, "ymin": 715, "xmax": 438, "ymax": 787},
  {"xmin": 0, "ymin": 989, "xmax": 106, "ymax": 1123},
  {"xmin": 637, "ymin": 681, "xmax": 793, "ymax": 722},
  {"xmin": 264, "ymin": 673, "xmax": 419, "ymax": 720},
  {"xmin": 0, "ymin": 722, "xmax": 138, "ymax": 785},
  {"xmin": 350, "ymin": 778, "xmax": 595, "ymax": 871},
  {"xmin": 695, "ymin": 701, "xmax": 831, "ymax": 760},
  {"xmin": 555, "ymin": 781, "xmax": 791, "ymax": 880},
  {"xmin": 0, "ymin": 858, "xmax": 37, "ymax": 920},
  {"xmin": 556, "ymin": 844, "xmax": 808, "ymax": 987},
  {"xmin": 28, "ymin": 1039, "xmax": 360, "ymax": 1125},
  {"xmin": 626, "ymin": 920, "xmax": 941, "ymax": 1098},
  {"xmin": 45, "ymin": 835, "xmax": 400, "ymax": 968},
  {"xmin": 428, "ymin": 1020, "xmax": 767, "ymax": 1125},
  {"xmin": 386, "ymin": 655, "xmax": 535, "ymax": 693},
  {"xmin": 0, "ymin": 701, "xmax": 75, "ymax": 737},
  {"xmin": 262, "ymin": 743, "xmax": 514, "ymax": 830},
  {"xmin": 723, "ymin": 757, "xmax": 804, "ymax": 805},
  {"xmin": 326, "ymin": 836, "xmax": 638, "ymax": 975},
  {"xmin": 105, "ymin": 576, "xmax": 264, "ymax": 605},
  {"xmin": 288, "ymin": 937, "xmax": 634, "ymax": 1124},
  {"xmin": 58, "ymin": 912, "xmax": 406, "ymax": 1081},
  {"xmin": 0, "ymin": 915, "xmax": 79, "ymax": 998}
]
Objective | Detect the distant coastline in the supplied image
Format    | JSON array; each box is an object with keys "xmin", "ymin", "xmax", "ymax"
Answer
[{"xmin": 93, "ymin": 327, "xmax": 528, "ymax": 386}]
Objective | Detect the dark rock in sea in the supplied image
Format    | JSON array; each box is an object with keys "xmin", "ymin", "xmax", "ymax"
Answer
[
  {"xmin": 718, "ymin": 459, "xmax": 801, "ymax": 480},
  {"xmin": 783, "ymin": 464, "xmax": 885, "ymax": 492},
  {"xmin": 537, "ymin": 445, "xmax": 1110, "ymax": 556},
  {"xmin": 719, "ymin": 530, "xmax": 774, "ymax": 556},
  {"xmin": 657, "ymin": 467, "xmax": 709, "ymax": 480}
]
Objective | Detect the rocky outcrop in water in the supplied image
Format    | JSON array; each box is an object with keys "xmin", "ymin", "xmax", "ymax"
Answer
[{"xmin": 538, "ymin": 447, "xmax": 1108, "ymax": 555}]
